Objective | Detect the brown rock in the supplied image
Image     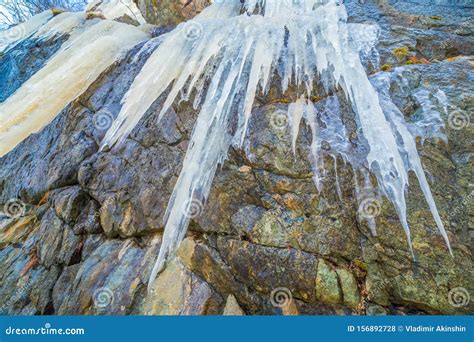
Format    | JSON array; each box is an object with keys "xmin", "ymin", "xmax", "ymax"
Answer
[{"xmin": 145, "ymin": 258, "xmax": 223, "ymax": 315}]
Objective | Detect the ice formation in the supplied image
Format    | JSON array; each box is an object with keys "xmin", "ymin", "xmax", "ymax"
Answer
[
  {"xmin": 97, "ymin": 0, "xmax": 452, "ymax": 288},
  {"xmin": 33, "ymin": 12, "xmax": 87, "ymax": 40},
  {"xmin": 0, "ymin": 19, "xmax": 148, "ymax": 157},
  {"xmin": 0, "ymin": 11, "xmax": 53, "ymax": 53}
]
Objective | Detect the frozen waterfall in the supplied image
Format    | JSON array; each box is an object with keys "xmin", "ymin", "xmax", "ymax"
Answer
[
  {"xmin": 98, "ymin": 0, "xmax": 452, "ymax": 288},
  {"xmin": 0, "ymin": 16, "xmax": 148, "ymax": 157}
]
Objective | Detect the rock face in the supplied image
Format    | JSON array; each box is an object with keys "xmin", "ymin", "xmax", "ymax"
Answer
[
  {"xmin": 135, "ymin": 0, "xmax": 211, "ymax": 26},
  {"xmin": 0, "ymin": 1, "xmax": 473, "ymax": 316}
]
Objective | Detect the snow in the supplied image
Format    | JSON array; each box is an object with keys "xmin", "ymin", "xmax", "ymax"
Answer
[{"xmin": 0, "ymin": 19, "xmax": 148, "ymax": 157}]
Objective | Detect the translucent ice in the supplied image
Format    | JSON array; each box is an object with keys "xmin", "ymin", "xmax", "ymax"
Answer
[{"xmin": 94, "ymin": 0, "xmax": 453, "ymax": 286}]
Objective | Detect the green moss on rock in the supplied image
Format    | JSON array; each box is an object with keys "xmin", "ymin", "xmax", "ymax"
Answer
[{"xmin": 315, "ymin": 259, "xmax": 342, "ymax": 304}]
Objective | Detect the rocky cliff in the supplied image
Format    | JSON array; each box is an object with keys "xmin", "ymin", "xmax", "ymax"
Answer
[{"xmin": 0, "ymin": 0, "xmax": 473, "ymax": 315}]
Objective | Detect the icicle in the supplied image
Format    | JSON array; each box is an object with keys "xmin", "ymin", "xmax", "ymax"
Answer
[
  {"xmin": 372, "ymin": 73, "xmax": 452, "ymax": 254},
  {"xmin": 148, "ymin": 42, "xmax": 250, "ymax": 291},
  {"xmin": 304, "ymin": 100, "xmax": 324, "ymax": 192},
  {"xmin": 287, "ymin": 97, "xmax": 305, "ymax": 155},
  {"xmin": 0, "ymin": 20, "xmax": 148, "ymax": 157}
]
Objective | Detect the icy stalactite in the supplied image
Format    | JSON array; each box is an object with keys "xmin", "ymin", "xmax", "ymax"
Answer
[
  {"xmin": 0, "ymin": 11, "xmax": 53, "ymax": 53},
  {"xmin": 87, "ymin": 0, "xmax": 146, "ymax": 24},
  {"xmin": 287, "ymin": 97, "xmax": 305, "ymax": 156},
  {"xmin": 0, "ymin": 20, "xmax": 148, "ymax": 157},
  {"xmin": 33, "ymin": 12, "xmax": 87, "ymax": 40},
  {"xmin": 372, "ymin": 72, "xmax": 452, "ymax": 253},
  {"xmin": 98, "ymin": 0, "xmax": 452, "ymax": 287},
  {"xmin": 291, "ymin": 93, "xmax": 450, "ymax": 244}
]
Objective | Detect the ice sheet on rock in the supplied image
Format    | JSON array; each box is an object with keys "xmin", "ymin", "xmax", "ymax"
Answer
[
  {"xmin": 97, "ymin": 0, "xmax": 452, "ymax": 286},
  {"xmin": 348, "ymin": 23, "xmax": 381, "ymax": 70},
  {"xmin": 411, "ymin": 89, "xmax": 447, "ymax": 143},
  {"xmin": 0, "ymin": 20, "xmax": 148, "ymax": 157},
  {"xmin": 0, "ymin": 11, "xmax": 53, "ymax": 53},
  {"xmin": 300, "ymin": 97, "xmax": 355, "ymax": 193}
]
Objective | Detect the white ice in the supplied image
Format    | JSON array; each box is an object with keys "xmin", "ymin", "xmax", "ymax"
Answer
[
  {"xmin": 0, "ymin": 19, "xmax": 148, "ymax": 157},
  {"xmin": 33, "ymin": 12, "xmax": 87, "ymax": 40}
]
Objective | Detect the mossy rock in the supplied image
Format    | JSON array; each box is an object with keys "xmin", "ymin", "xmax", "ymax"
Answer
[
  {"xmin": 393, "ymin": 47, "xmax": 409, "ymax": 61},
  {"xmin": 51, "ymin": 8, "xmax": 64, "ymax": 16},
  {"xmin": 315, "ymin": 259, "xmax": 342, "ymax": 305}
]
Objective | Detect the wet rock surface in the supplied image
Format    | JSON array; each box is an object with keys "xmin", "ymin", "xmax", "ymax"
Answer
[{"xmin": 0, "ymin": 1, "xmax": 472, "ymax": 315}]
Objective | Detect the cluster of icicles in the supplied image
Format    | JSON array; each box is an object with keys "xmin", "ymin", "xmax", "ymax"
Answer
[
  {"xmin": 101, "ymin": 0, "xmax": 453, "ymax": 287},
  {"xmin": 0, "ymin": 0, "xmax": 452, "ymax": 290}
]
